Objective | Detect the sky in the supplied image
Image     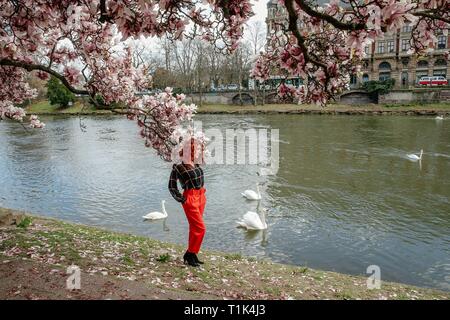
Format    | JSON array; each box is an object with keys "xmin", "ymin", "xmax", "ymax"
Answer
[
  {"xmin": 136, "ymin": 1, "xmax": 270, "ymax": 55},
  {"xmin": 250, "ymin": 0, "xmax": 269, "ymax": 24}
]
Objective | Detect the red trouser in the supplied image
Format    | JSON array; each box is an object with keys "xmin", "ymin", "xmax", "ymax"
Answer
[{"xmin": 182, "ymin": 187, "xmax": 206, "ymax": 254}]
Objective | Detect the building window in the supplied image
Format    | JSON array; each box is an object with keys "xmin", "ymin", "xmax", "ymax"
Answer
[
  {"xmin": 387, "ymin": 40, "xmax": 395, "ymax": 53},
  {"xmin": 435, "ymin": 58, "xmax": 447, "ymax": 67},
  {"xmin": 437, "ymin": 35, "xmax": 446, "ymax": 49},
  {"xmin": 433, "ymin": 69, "xmax": 447, "ymax": 78},
  {"xmin": 379, "ymin": 61, "xmax": 391, "ymax": 71},
  {"xmin": 364, "ymin": 46, "xmax": 370, "ymax": 55},
  {"xmin": 402, "ymin": 24, "xmax": 412, "ymax": 33},
  {"xmin": 379, "ymin": 62, "xmax": 391, "ymax": 81},
  {"xmin": 417, "ymin": 60, "xmax": 429, "ymax": 68},
  {"xmin": 377, "ymin": 41, "xmax": 385, "ymax": 53},
  {"xmin": 350, "ymin": 74, "xmax": 357, "ymax": 87},
  {"xmin": 362, "ymin": 74, "xmax": 369, "ymax": 83},
  {"xmin": 379, "ymin": 72, "xmax": 391, "ymax": 81},
  {"xmin": 401, "ymin": 39, "xmax": 410, "ymax": 51}
]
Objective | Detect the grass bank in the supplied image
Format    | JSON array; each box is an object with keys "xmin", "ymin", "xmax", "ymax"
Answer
[
  {"xmin": 25, "ymin": 100, "xmax": 450, "ymax": 116},
  {"xmin": 0, "ymin": 208, "xmax": 448, "ymax": 300},
  {"xmin": 25, "ymin": 100, "xmax": 113, "ymax": 115},
  {"xmin": 196, "ymin": 102, "xmax": 450, "ymax": 115}
]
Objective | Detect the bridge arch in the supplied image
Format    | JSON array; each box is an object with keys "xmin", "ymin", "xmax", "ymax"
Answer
[
  {"xmin": 339, "ymin": 90, "xmax": 376, "ymax": 105},
  {"xmin": 232, "ymin": 93, "xmax": 254, "ymax": 105}
]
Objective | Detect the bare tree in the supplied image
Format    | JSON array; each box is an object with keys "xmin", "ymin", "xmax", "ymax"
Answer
[
  {"xmin": 234, "ymin": 42, "xmax": 252, "ymax": 105},
  {"xmin": 129, "ymin": 40, "xmax": 161, "ymax": 88},
  {"xmin": 158, "ymin": 37, "xmax": 173, "ymax": 72},
  {"xmin": 246, "ymin": 20, "xmax": 267, "ymax": 55},
  {"xmin": 173, "ymin": 38, "xmax": 197, "ymax": 92},
  {"xmin": 246, "ymin": 21, "xmax": 266, "ymax": 105},
  {"xmin": 151, "ymin": 35, "xmax": 254, "ymax": 97},
  {"xmin": 194, "ymin": 41, "xmax": 206, "ymax": 106},
  {"xmin": 204, "ymin": 44, "xmax": 225, "ymax": 90}
]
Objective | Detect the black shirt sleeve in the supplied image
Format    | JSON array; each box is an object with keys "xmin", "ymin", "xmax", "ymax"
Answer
[{"xmin": 168, "ymin": 164, "xmax": 185, "ymax": 203}]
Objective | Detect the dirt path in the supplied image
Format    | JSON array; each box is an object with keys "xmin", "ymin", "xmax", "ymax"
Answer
[
  {"xmin": 0, "ymin": 209, "xmax": 448, "ymax": 300},
  {"xmin": 0, "ymin": 257, "xmax": 214, "ymax": 300}
]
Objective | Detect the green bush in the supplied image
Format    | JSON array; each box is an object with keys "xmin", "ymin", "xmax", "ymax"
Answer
[
  {"xmin": 88, "ymin": 94, "xmax": 121, "ymax": 109},
  {"xmin": 362, "ymin": 79, "xmax": 396, "ymax": 103},
  {"xmin": 17, "ymin": 216, "xmax": 32, "ymax": 229},
  {"xmin": 47, "ymin": 76, "xmax": 75, "ymax": 107},
  {"xmin": 172, "ymin": 87, "xmax": 184, "ymax": 95},
  {"xmin": 362, "ymin": 79, "xmax": 395, "ymax": 95},
  {"xmin": 92, "ymin": 94, "xmax": 105, "ymax": 106}
]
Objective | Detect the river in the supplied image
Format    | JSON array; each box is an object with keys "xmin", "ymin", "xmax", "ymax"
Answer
[{"xmin": 0, "ymin": 114, "xmax": 449, "ymax": 290}]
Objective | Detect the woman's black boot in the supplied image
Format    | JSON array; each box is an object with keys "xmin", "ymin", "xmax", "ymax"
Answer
[
  {"xmin": 193, "ymin": 253, "xmax": 204, "ymax": 264},
  {"xmin": 183, "ymin": 251, "xmax": 199, "ymax": 267}
]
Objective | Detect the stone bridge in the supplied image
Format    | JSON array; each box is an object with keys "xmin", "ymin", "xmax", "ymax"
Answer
[
  {"xmin": 140, "ymin": 88, "xmax": 450, "ymax": 105},
  {"xmin": 186, "ymin": 90, "xmax": 380, "ymax": 105},
  {"xmin": 187, "ymin": 90, "xmax": 378, "ymax": 105},
  {"xmin": 338, "ymin": 90, "xmax": 376, "ymax": 104},
  {"xmin": 185, "ymin": 90, "xmax": 283, "ymax": 105}
]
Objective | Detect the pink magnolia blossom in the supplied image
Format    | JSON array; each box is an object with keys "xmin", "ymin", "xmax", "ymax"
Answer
[
  {"xmin": 63, "ymin": 66, "xmax": 81, "ymax": 85},
  {"xmin": 126, "ymin": 88, "xmax": 200, "ymax": 161},
  {"xmin": 1, "ymin": 0, "xmax": 448, "ymax": 154},
  {"xmin": 0, "ymin": 0, "xmax": 251, "ymax": 157},
  {"xmin": 251, "ymin": 0, "xmax": 449, "ymax": 105}
]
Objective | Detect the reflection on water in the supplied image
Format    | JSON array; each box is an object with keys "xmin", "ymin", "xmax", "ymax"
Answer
[{"xmin": 0, "ymin": 114, "xmax": 449, "ymax": 290}]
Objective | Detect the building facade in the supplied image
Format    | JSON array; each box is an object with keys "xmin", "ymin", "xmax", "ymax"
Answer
[{"xmin": 266, "ymin": 0, "xmax": 450, "ymax": 89}]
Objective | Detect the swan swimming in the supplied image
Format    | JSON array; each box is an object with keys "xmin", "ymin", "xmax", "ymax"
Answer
[
  {"xmin": 406, "ymin": 149, "xmax": 423, "ymax": 162},
  {"xmin": 143, "ymin": 200, "xmax": 168, "ymax": 220},
  {"xmin": 435, "ymin": 115, "xmax": 444, "ymax": 120},
  {"xmin": 237, "ymin": 208, "xmax": 267, "ymax": 230},
  {"xmin": 241, "ymin": 183, "xmax": 262, "ymax": 200},
  {"xmin": 257, "ymin": 167, "xmax": 275, "ymax": 176}
]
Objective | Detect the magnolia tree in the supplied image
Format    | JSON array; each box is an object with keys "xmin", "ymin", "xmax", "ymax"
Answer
[
  {"xmin": 0, "ymin": 0, "xmax": 252, "ymax": 158},
  {"xmin": 252, "ymin": 0, "xmax": 450, "ymax": 105},
  {"xmin": 1, "ymin": 0, "xmax": 449, "ymax": 159}
]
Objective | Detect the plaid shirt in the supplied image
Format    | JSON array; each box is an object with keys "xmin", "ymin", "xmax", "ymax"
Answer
[{"xmin": 168, "ymin": 163, "xmax": 204, "ymax": 203}]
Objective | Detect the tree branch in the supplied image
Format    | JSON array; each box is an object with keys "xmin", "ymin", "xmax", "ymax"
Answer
[
  {"xmin": 413, "ymin": 11, "xmax": 450, "ymax": 24},
  {"xmin": 284, "ymin": 0, "xmax": 327, "ymax": 71},
  {"xmin": 0, "ymin": 58, "xmax": 89, "ymax": 95},
  {"xmin": 293, "ymin": 0, "xmax": 450, "ymax": 29},
  {"xmin": 294, "ymin": 0, "xmax": 366, "ymax": 31},
  {"xmin": 98, "ymin": 0, "xmax": 113, "ymax": 23}
]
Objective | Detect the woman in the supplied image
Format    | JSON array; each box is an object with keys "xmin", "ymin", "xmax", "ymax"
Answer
[{"xmin": 168, "ymin": 139, "xmax": 206, "ymax": 267}]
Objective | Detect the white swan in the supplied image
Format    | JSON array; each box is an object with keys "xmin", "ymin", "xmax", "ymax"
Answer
[
  {"xmin": 241, "ymin": 183, "xmax": 261, "ymax": 200},
  {"xmin": 406, "ymin": 149, "xmax": 423, "ymax": 162},
  {"xmin": 143, "ymin": 200, "xmax": 168, "ymax": 220},
  {"xmin": 237, "ymin": 208, "xmax": 267, "ymax": 230},
  {"xmin": 435, "ymin": 115, "xmax": 444, "ymax": 120},
  {"xmin": 257, "ymin": 167, "xmax": 275, "ymax": 176}
]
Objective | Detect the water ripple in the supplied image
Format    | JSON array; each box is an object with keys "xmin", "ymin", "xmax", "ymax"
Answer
[{"xmin": 1, "ymin": 114, "xmax": 449, "ymax": 290}]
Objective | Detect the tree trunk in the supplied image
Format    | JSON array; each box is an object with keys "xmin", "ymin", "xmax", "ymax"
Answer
[
  {"xmin": 262, "ymin": 81, "xmax": 266, "ymax": 106},
  {"xmin": 199, "ymin": 80, "xmax": 203, "ymax": 107},
  {"xmin": 238, "ymin": 63, "xmax": 243, "ymax": 106}
]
